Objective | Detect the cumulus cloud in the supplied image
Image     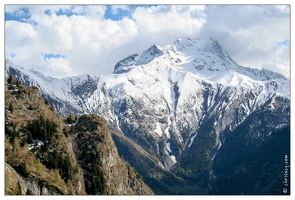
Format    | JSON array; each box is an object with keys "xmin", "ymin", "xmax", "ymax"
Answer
[
  {"xmin": 132, "ymin": 5, "xmax": 206, "ymax": 38},
  {"xmin": 199, "ymin": 5, "xmax": 290, "ymax": 77},
  {"xmin": 43, "ymin": 56, "xmax": 74, "ymax": 76},
  {"xmin": 4, "ymin": 5, "xmax": 290, "ymax": 78},
  {"xmin": 110, "ymin": 5, "xmax": 207, "ymax": 66},
  {"xmin": 5, "ymin": 5, "xmax": 138, "ymax": 77}
]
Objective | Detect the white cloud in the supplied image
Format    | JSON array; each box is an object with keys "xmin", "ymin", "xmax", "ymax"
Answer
[
  {"xmin": 132, "ymin": 5, "xmax": 206, "ymax": 35},
  {"xmin": 198, "ymin": 5, "xmax": 290, "ymax": 77},
  {"xmin": 5, "ymin": 21, "xmax": 36, "ymax": 48},
  {"xmin": 44, "ymin": 56, "xmax": 75, "ymax": 76},
  {"xmin": 259, "ymin": 45, "xmax": 290, "ymax": 78},
  {"xmin": 4, "ymin": 5, "xmax": 290, "ymax": 78},
  {"xmin": 5, "ymin": 5, "xmax": 139, "ymax": 77},
  {"xmin": 97, "ymin": 5, "xmax": 208, "ymax": 73},
  {"xmin": 119, "ymin": 5, "xmax": 207, "ymax": 58}
]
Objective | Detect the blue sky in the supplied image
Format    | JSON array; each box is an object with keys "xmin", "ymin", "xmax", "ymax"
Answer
[
  {"xmin": 4, "ymin": 5, "xmax": 146, "ymax": 22},
  {"xmin": 277, "ymin": 39, "xmax": 290, "ymax": 46},
  {"xmin": 104, "ymin": 5, "xmax": 147, "ymax": 20},
  {"xmin": 5, "ymin": 7, "xmax": 30, "ymax": 21},
  {"xmin": 4, "ymin": 4, "xmax": 291, "ymax": 78}
]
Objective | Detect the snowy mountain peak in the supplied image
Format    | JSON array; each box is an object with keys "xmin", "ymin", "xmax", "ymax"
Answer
[
  {"xmin": 173, "ymin": 37, "xmax": 231, "ymax": 59},
  {"xmin": 112, "ymin": 37, "xmax": 289, "ymax": 96},
  {"xmin": 113, "ymin": 37, "xmax": 239, "ymax": 75},
  {"xmin": 113, "ymin": 44, "xmax": 164, "ymax": 74},
  {"xmin": 113, "ymin": 54, "xmax": 139, "ymax": 74},
  {"xmin": 173, "ymin": 37, "xmax": 216, "ymax": 50}
]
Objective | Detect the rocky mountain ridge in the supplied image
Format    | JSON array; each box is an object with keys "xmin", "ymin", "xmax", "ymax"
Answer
[
  {"xmin": 5, "ymin": 37, "xmax": 290, "ymax": 194},
  {"xmin": 4, "ymin": 76, "xmax": 153, "ymax": 195}
]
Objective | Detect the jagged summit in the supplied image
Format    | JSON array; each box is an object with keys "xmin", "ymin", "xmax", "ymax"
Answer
[
  {"xmin": 112, "ymin": 37, "xmax": 289, "ymax": 97},
  {"xmin": 113, "ymin": 44, "xmax": 164, "ymax": 74},
  {"xmin": 5, "ymin": 36, "xmax": 290, "ymax": 194},
  {"xmin": 113, "ymin": 38, "xmax": 233, "ymax": 74},
  {"xmin": 166, "ymin": 38, "xmax": 239, "ymax": 78}
]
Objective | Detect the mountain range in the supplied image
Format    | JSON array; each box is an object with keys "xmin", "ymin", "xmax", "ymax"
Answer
[{"xmin": 5, "ymin": 37, "xmax": 290, "ymax": 194}]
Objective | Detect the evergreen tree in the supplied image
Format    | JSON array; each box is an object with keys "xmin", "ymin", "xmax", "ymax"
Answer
[
  {"xmin": 63, "ymin": 127, "xmax": 68, "ymax": 137},
  {"xmin": 7, "ymin": 74, "xmax": 16, "ymax": 84},
  {"xmin": 27, "ymin": 132, "xmax": 33, "ymax": 144},
  {"xmin": 62, "ymin": 155, "xmax": 72, "ymax": 181},
  {"xmin": 50, "ymin": 104, "xmax": 55, "ymax": 111},
  {"xmin": 26, "ymin": 189, "xmax": 33, "ymax": 195},
  {"xmin": 16, "ymin": 80, "xmax": 21, "ymax": 87},
  {"xmin": 47, "ymin": 153, "xmax": 54, "ymax": 168},
  {"xmin": 15, "ymin": 181, "xmax": 22, "ymax": 195},
  {"xmin": 36, "ymin": 151, "xmax": 41, "ymax": 159},
  {"xmin": 89, "ymin": 149, "xmax": 105, "ymax": 194},
  {"xmin": 91, "ymin": 176, "xmax": 98, "ymax": 194},
  {"xmin": 28, "ymin": 105, "xmax": 33, "ymax": 110},
  {"xmin": 70, "ymin": 125, "xmax": 75, "ymax": 134},
  {"xmin": 8, "ymin": 102, "xmax": 14, "ymax": 113},
  {"xmin": 66, "ymin": 115, "xmax": 73, "ymax": 124},
  {"xmin": 17, "ymin": 163, "xmax": 29, "ymax": 178},
  {"xmin": 53, "ymin": 150, "xmax": 58, "ymax": 169}
]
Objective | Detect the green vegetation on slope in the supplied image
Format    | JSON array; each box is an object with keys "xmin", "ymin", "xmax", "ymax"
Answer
[{"xmin": 5, "ymin": 74, "xmax": 85, "ymax": 195}]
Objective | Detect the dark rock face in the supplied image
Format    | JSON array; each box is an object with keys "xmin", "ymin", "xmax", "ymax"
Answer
[
  {"xmin": 114, "ymin": 54, "xmax": 139, "ymax": 74},
  {"xmin": 71, "ymin": 75, "xmax": 98, "ymax": 99},
  {"xmin": 74, "ymin": 114, "xmax": 154, "ymax": 195}
]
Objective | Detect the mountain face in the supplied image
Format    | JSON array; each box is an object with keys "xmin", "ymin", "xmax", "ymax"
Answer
[
  {"xmin": 5, "ymin": 78, "xmax": 86, "ymax": 195},
  {"xmin": 74, "ymin": 114, "xmax": 154, "ymax": 195},
  {"xmin": 4, "ymin": 78, "xmax": 153, "ymax": 195},
  {"xmin": 5, "ymin": 37, "xmax": 290, "ymax": 194}
]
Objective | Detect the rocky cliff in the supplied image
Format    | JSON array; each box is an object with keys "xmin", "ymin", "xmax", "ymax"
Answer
[
  {"xmin": 4, "ymin": 75, "xmax": 153, "ymax": 195},
  {"xmin": 73, "ymin": 114, "xmax": 154, "ymax": 195}
]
